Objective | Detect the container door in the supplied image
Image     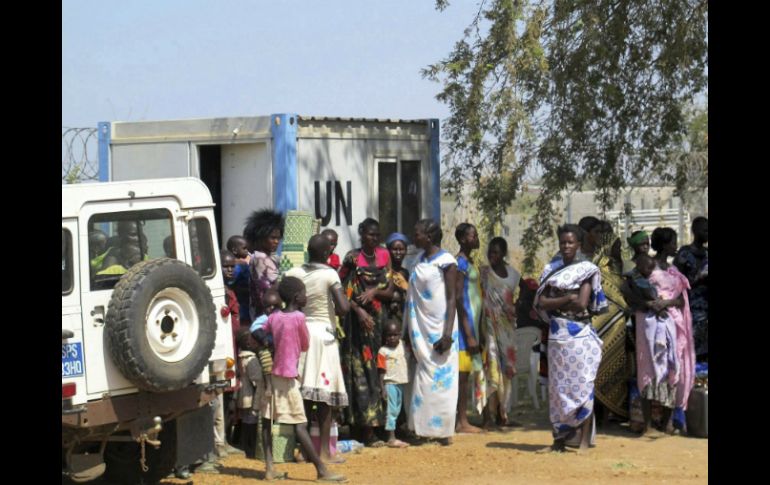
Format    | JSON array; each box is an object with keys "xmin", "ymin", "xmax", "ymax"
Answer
[{"xmin": 376, "ymin": 158, "xmax": 422, "ymax": 241}]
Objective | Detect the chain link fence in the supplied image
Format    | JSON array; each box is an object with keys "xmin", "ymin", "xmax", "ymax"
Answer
[{"xmin": 62, "ymin": 127, "xmax": 99, "ymax": 183}]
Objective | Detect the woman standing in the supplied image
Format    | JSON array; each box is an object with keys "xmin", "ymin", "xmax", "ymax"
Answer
[
  {"xmin": 588, "ymin": 223, "xmax": 633, "ymax": 424},
  {"xmin": 623, "ymin": 229, "xmax": 650, "ymax": 430},
  {"xmin": 535, "ymin": 224, "xmax": 608, "ymax": 453},
  {"xmin": 243, "ymin": 209, "xmax": 285, "ymax": 320},
  {"xmin": 405, "ymin": 219, "xmax": 459, "ymax": 445},
  {"xmin": 480, "ymin": 237, "xmax": 520, "ymax": 429},
  {"xmin": 454, "ymin": 223, "xmax": 485, "ymax": 433},
  {"xmin": 385, "ymin": 232, "xmax": 410, "ymax": 323},
  {"xmin": 637, "ymin": 227, "xmax": 694, "ymax": 433},
  {"xmin": 576, "ymin": 216, "xmax": 604, "ymax": 261},
  {"xmin": 674, "ymin": 217, "xmax": 708, "ymax": 362},
  {"xmin": 285, "ymin": 235, "xmax": 350, "ymax": 462},
  {"xmin": 338, "ymin": 218, "xmax": 394, "ymax": 446},
  {"xmin": 624, "ymin": 230, "xmax": 651, "ymax": 272}
]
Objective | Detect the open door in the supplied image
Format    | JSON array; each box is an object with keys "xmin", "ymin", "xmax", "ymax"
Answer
[
  {"xmin": 199, "ymin": 145, "xmax": 223, "ymax": 247},
  {"xmin": 376, "ymin": 158, "xmax": 422, "ymax": 241}
]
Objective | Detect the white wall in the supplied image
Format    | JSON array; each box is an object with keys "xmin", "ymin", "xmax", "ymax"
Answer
[
  {"xmin": 297, "ymin": 138, "xmax": 368, "ymax": 257},
  {"xmin": 219, "ymin": 142, "xmax": 273, "ymax": 241},
  {"xmin": 111, "ymin": 143, "xmax": 190, "ymax": 180},
  {"xmin": 297, "ymin": 136, "xmax": 430, "ymax": 258}
]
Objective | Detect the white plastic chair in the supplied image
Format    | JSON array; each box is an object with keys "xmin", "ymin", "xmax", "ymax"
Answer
[{"xmin": 509, "ymin": 326, "xmax": 542, "ymax": 410}]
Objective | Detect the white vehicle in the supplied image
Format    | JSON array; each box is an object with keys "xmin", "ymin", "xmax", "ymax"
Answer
[{"xmin": 62, "ymin": 178, "xmax": 235, "ymax": 484}]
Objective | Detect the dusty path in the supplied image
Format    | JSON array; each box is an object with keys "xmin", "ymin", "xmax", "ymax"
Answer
[{"xmin": 159, "ymin": 408, "xmax": 707, "ymax": 484}]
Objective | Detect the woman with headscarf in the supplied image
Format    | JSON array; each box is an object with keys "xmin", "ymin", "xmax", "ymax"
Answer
[
  {"xmin": 624, "ymin": 230, "xmax": 651, "ymax": 272},
  {"xmin": 385, "ymin": 232, "xmax": 410, "ymax": 323},
  {"xmin": 535, "ymin": 224, "xmax": 608, "ymax": 453}
]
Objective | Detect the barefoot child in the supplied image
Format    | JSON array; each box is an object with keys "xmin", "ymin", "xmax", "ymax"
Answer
[
  {"xmin": 236, "ymin": 328, "xmax": 264, "ymax": 460},
  {"xmin": 253, "ymin": 277, "xmax": 347, "ymax": 482},
  {"xmin": 377, "ymin": 320, "xmax": 410, "ymax": 448}
]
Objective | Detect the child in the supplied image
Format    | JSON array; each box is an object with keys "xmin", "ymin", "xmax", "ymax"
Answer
[
  {"xmin": 251, "ymin": 289, "xmax": 282, "ymax": 349},
  {"xmin": 377, "ymin": 320, "xmax": 410, "ymax": 448},
  {"xmin": 227, "ymin": 235, "xmax": 253, "ymax": 325},
  {"xmin": 221, "ymin": 251, "xmax": 241, "ymax": 349},
  {"xmin": 222, "ymin": 251, "xmax": 250, "ymax": 456},
  {"xmin": 625, "ymin": 253, "xmax": 673, "ymax": 354},
  {"xmin": 624, "ymin": 253, "xmax": 659, "ymax": 305},
  {"xmin": 236, "ymin": 327, "xmax": 264, "ymax": 459},
  {"xmin": 321, "ymin": 229, "xmax": 341, "ymax": 270},
  {"xmin": 227, "ymin": 235, "xmax": 251, "ymax": 264},
  {"xmin": 249, "ymin": 289, "xmax": 281, "ymax": 409},
  {"xmin": 253, "ymin": 277, "xmax": 347, "ymax": 482}
]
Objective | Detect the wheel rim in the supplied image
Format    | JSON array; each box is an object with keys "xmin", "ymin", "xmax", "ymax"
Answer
[{"xmin": 145, "ymin": 287, "xmax": 199, "ymax": 363}]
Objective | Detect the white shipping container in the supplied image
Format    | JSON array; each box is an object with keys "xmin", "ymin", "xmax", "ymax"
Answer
[{"xmin": 105, "ymin": 114, "xmax": 441, "ymax": 257}]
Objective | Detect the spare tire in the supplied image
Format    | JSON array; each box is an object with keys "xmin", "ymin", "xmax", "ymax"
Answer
[{"xmin": 105, "ymin": 258, "xmax": 216, "ymax": 392}]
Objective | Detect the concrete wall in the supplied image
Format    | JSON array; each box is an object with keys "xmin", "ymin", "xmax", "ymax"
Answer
[{"xmin": 441, "ymin": 185, "xmax": 708, "ymax": 277}]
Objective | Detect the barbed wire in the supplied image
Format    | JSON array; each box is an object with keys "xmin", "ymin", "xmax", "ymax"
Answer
[{"xmin": 62, "ymin": 127, "xmax": 99, "ymax": 183}]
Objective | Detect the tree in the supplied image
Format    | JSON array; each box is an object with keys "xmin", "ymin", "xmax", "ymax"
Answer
[
  {"xmin": 672, "ymin": 103, "xmax": 707, "ymax": 206},
  {"xmin": 425, "ymin": 0, "xmax": 707, "ymax": 272}
]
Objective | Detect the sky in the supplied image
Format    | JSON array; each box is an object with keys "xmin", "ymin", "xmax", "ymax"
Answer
[{"xmin": 62, "ymin": 0, "xmax": 482, "ymax": 128}]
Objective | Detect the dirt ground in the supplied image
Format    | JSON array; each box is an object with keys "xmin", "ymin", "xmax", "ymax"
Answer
[{"xmin": 159, "ymin": 407, "xmax": 707, "ymax": 485}]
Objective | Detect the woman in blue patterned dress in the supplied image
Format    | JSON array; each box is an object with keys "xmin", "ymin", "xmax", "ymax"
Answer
[
  {"xmin": 405, "ymin": 219, "xmax": 460, "ymax": 445},
  {"xmin": 535, "ymin": 224, "xmax": 608, "ymax": 453}
]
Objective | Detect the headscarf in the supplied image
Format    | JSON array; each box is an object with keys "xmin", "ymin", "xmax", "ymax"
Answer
[
  {"xmin": 627, "ymin": 230, "xmax": 649, "ymax": 248},
  {"xmin": 385, "ymin": 232, "xmax": 409, "ymax": 247}
]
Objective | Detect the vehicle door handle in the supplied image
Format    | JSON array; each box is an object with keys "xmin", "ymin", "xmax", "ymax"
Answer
[
  {"xmin": 91, "ymin": 305, "xmax": 105, "ymax": 326},
  {"xmin": 62, "ymin": 329, "xmax": 74, "ymax": 339}
]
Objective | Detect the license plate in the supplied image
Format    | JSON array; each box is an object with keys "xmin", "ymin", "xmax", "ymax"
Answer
[{"xmin": 62, "ymin": 342, "xmax": 84, "ymax": 378}]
